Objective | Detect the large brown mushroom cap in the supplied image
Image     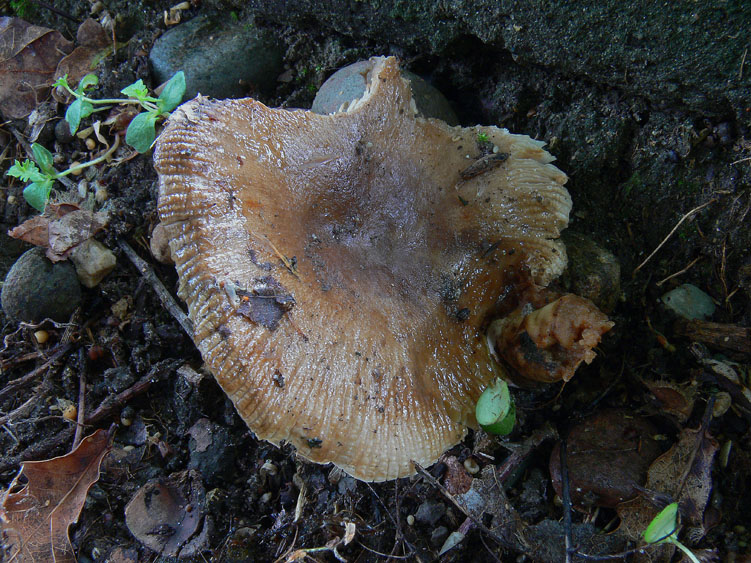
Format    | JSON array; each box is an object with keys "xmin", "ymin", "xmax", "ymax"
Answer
[{"xmin": 154, "ymin": 56, "xmax": 570, "ymax": 481}]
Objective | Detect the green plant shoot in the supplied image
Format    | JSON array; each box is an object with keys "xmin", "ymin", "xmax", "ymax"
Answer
[
  {"xmin": 475, "ymin": 377, "xmax": 515, "ymax": 435},
  {"xmin": 55, "ymin": 71, "xmax": 186, "ymax": 153},
  {"xmin": 643, "ymin": 502, "xmax": 700, "ymax": 563}
]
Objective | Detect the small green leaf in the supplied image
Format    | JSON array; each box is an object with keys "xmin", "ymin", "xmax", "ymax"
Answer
[
  {"xmin": 31, "ymin": 143, "xmax": 55, "ymax": 176},
  {"xmin": 644, "ymin": 502, "xmax": 678, "ymax": 544},
  {"xmin": 157, "ymin": 71, "xmax": 186, "ymax": 113},
  {"xmin": 121, "ymin": 79, "xmax": 149, "ymax": 101},
  {"xmin": 22, "ymin": 179, "xmax": 54, "ymax": 211},
  {"xmin": 126, "ymin": 112, "xmax": 158, "ymax": 153},
  {"xmin": 65, "ymin": 98, "xmax": 94, "ymax": 134},
  {"xmin": 53, "ymin": 74, "xmax": 70, "ymax": 90},
  {"xmin": 76, "ymin": 73, "xmax": 99, "ymax": 94},
  {"xmin": 8, "ymin": 159, "xmax": 45, "ymax": 184},
  {"xmin": 476, "ymin": 378, "xmax": 515, "ymax": 435}
]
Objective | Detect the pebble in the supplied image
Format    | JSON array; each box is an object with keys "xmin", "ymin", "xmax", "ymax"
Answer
[
  {"xmin": 414, "ymin": 500, "xmax": 446, "ymax": 526},
  {"xmin": 561, "ymin": 231, "xmax": 621, "ymax": 313},
  {"xmin": 187, "ymin": 418, "xmax": 236, "ymax": 484},
  {"xmin": 69, "ymin": 238, "xmax": 116, "ymax": 288},
  {"xmin": 150, "ymin": 222, "xmax": 174, "ymax": 265},
  {"xmin": 430, "ymin": 526, "xmax": 449, "ymax": 547},
  {"xmin": 1, "ymin": 247, "xmax": 82, "ymax": 323},
  {"xmin": 150, "ymin": 16, "xmax": 284, "ymax": 100},
  {"xmin": 312, "ymin": 59, "xmax": 458, "ymax": 125},
  {"xmin": 661, "ymin": 283, "xmax": 716, "ymax": 320}
]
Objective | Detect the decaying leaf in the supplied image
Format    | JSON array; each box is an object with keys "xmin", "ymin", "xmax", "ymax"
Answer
[
  {"xmin": 124, "ymin": 470, "xmax": 210, "ymax": 558},
  {"xmin": 55, "ymin": 19, "xmax": 110, "ymax": 88},
  {"xmin": 618, "ymin": 423, "xmax": 719, "ymax": 544},
  {"xmin": 0, "ymin": 17, "xmax": 73, "ymax": 119},
  {"xmin": 7, "ymin": 203, "xmax": 108, "ymax": 262},
  {"xmin": 0, "ymin": 429, "xmax": 111, "ymax": 563}
]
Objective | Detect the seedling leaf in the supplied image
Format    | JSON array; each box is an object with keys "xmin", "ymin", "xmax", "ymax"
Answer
[
  {"xmin": 157, "ymin": 71, "xmax": 186, "ymax": 113},
  {"xmin": 66, "ymin": 98, "xmax": 94, "ymax": 134},
  {"xmin": 31, "ymin": 143, "xmax": 55, "ymax": 176},
  {"xmin": 8, "ymin": 159, "xmax": 46, "ymax": 184},
  {"xmin": 22, "ymin": 179, "xmax": 54, "ymax": 211},
  {"xmin": 476, "ymin": 378, "xmax": 515, "ymax": 435},
  {"xmin": 121, "ymin": 79, "xmax": 149, "ymax": 101},
  {"xmin": 76, "ymin": 73, "xmax": 99, "ymax": 93},
  {"xmin": 126, "ymin": 111, "xmax": 157, "ymax": 153},
  {"xmin": 643, "ymin": 502, "xmax": 678, "ymax": 544}
]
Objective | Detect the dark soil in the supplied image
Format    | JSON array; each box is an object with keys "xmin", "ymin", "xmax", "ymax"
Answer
[{"xmin": 1, "ymin": 2, "xmax": 750, "ymax": 562}]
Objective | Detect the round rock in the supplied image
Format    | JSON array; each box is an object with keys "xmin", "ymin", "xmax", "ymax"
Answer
[
  {"xmin": 1, "ymin": 247, "xmax": 82, "ymax": 323},
  {"xmin": 312, "ymin": 59, "xmax": 458, "ymax": 125},
  {"xmin": 150, "ymin": 16, "xmax": 284, "ymax": 100}
]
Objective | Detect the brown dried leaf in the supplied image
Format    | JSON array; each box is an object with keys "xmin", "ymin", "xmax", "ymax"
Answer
[
  {"xmin": 0, "ymin": 17, "xmax": 73, "ymax": 119},
  {"xmin": 617, "ymin": 424, "xmax": 719, "ymax": 542},
  {"xmin": 7, "ymin": 203, "xmax": 108, "ymax": 262},
  {"xmin": 0, "ymin": 430, "xmax": 111, "ymax": 562},
  {"xmin": 55, "ymin": 19, "xmax": 109, "ymax": 87}
]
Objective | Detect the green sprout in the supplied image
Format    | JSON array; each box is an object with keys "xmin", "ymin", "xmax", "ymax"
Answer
[
  {"xmin": 54, "ymin": 70, "xmax": 186, "ymax": 153},
  {"xmin": 643, "ymin": 502, "xmax": 700, "ymax": 563},
  {"xmin": 477, "ymin": 131, "xmax": 489, "ymax": 144},
  {"xmin": 7, "ymin": 140, "xmax": 120, "ymax": 211},
  {"xmin": 7, "ymin": 71, "xmax": 186, "ymax": 211},
  {"xmin": 475, "ymin": 377, "xmax": 515, "ymax": 435}
]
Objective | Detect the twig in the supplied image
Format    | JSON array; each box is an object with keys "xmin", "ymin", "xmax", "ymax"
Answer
[
  {"xmin": 0, "ymin": 343, "xmax": 72, "ymax": 402},
  {"xmin": 656, "ymin": 256, "xmax": 701, "ymax": 286},
  {"xmin": 72, "ymin": 348, "xmax": 87, "ymax": 449},
  {"xmin": 740, "ymin": 47, "xmax": 748, "ymax": 80},
  {"xmin": 731, "ymin": 156, "xmax": 751, "ymax": 165},
  {"xmin": 633, "ymin": 199, "xmax": 716, "ymax": 275},
  {"xmin": 84, "ymin": 359, "xmax": 181, "ymax": 424},
  {"xmin": 118, "ymin": 239, "xmax": 193, "ymax": 338},
  {"xmin": 560, "ymin": 439, "xmax": 574, "ymax": 563}
]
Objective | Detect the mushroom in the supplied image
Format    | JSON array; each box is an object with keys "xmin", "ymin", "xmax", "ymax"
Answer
[{"xmin": 154, "ymin": 56, "xmax": 607, "ymax": 481}]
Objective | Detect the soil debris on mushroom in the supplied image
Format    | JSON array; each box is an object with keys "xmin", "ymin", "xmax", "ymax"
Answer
[{"xmin": 154, "ymin": 56, "xmax": 611, "ymax": 481}]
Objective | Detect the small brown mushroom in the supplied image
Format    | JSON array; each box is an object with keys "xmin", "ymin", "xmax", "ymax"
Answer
[{"xmin": 154, "ymin": 56, "xmax": 592, "ymax": 481}]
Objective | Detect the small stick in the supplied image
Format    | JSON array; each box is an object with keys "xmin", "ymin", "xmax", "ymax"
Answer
[
  {"xmin": 560, "ymin": 439, "xmax": 574, "ymax": 563},
  {"xmin": 85, "ymin": 359, "xmax": 181, "ymax": 424},
  {"xmin": 72, "ymin": 348, "xmax": 87, "ymax": 449},
  {"xmin": 633, "ymin": 199, "xmax": 716, "ymax": 275},
  {"xmin": 0, "ymin": 343, "xmax": 71, "ymax": 402},
  {"xmin": 656, "ymin": 256, "xmax": 701, "ymax": 286},
  {"xmin": 118, "ymin": 239, "xmax": 193, "ymax": 338}
]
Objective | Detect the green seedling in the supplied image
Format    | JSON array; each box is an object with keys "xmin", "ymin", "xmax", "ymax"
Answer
[
  {"xmin": 7, "ymin": 71, "xmax": 186, "ymax": 211},
  {"xmin": 54, "ymin": 70, "xmax": 186, "ymax": 153},
  {"xmin": 475, "ymin": 377, "xmax": 515, "ymax": 435},
  {"xmin": 643, "ymin": 502, "xmax": 700, "ymax": 563},
  {"xmin": 7, "ymin": 140, "xmax": 119, "ymax": 211},
  {"xmin": 477, "ymin": 131, "xmax": 489, "ymax": 144}
]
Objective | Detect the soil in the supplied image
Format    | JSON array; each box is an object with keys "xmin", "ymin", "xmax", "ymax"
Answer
[{"xmin": 1, "ymin": 2, "xmax": 750, "ymax": 562}]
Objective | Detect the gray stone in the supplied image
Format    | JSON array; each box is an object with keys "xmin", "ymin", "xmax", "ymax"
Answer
[
  {"xmin": 150, "ymin": 16, "xmax": 284, "ymax": 100},
  {"xmin": 561, "ymin": 232, "xmax": 621, "ymax": 314},
  {"xmin": 312, "ymin": 59, "xmax": 458, "ymax": 125},
  {"xmin": 661, "ymin": 283, "xmax": 716, "ymax": 321},
  {"xmin": 414, "ymin": 499, "xmax": 446, "ymax": 527},
  {"xmin": 1, "ymin": 247, "xmax": 82, "ymax": 323},
  {"xmin": 187, "ymin": 418, "xmax": 236, "ymax": 484},
  {"xmin": 430, "ymin": 525, "xmax": 449, "ymax": 547}
]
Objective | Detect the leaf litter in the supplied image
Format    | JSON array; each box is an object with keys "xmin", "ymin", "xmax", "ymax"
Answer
[{"xmin": 0, "ymin": 429, "xmax": 111, "ymax": 562}]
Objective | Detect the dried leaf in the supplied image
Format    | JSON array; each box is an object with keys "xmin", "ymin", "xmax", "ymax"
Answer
[
  {"xmin": 124, "ymin": 470, "xmax": 207, "ymax": 557},
  {"xmin": 618, "ymin": 424, "xmax": 719, "ymax": 542},
  {"xmin": 7, "ymin": 203, "xmax": 108, "ymax": 262},
  {"xmin": 55, "ymin": 19, "xmax": 110, "ymax": 88},
  {"xmin": 0, "ymin": 430, "xmax": 111, "ymax": 562},
  {"xmin": 0, "ymin": 17, "xmax": 73, "ymax": 119}
]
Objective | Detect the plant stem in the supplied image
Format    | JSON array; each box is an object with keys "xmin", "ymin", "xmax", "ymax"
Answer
[
  {"xmin": 59, "ymin": 83, "xmax": 160, "ymax": 112},
  {"xmin": 57, "ymin": 134, "xmax": 121, "ymax": 178},
  {"xmin": 670, "ymin": 539, "xmax": 701, "ymax": 563}
]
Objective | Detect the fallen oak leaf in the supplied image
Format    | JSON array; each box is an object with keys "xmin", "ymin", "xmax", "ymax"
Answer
[
  {"xmin": 0, "ymin": 429, "xmax": 112, "ymax": 562},
  {"xmin": 0, "ymin": 17, "xmax": 73, "ymax": 120}
]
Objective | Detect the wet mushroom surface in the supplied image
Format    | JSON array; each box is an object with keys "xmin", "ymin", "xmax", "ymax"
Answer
[{"xmin": 154, "ymin": 56, "xmax": 578, "ymax": 481}]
